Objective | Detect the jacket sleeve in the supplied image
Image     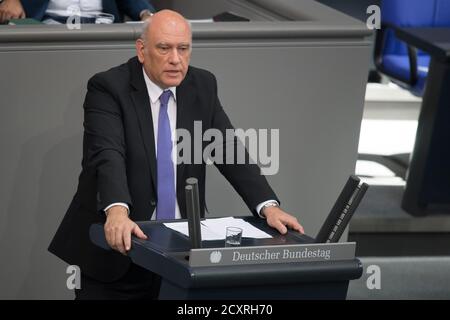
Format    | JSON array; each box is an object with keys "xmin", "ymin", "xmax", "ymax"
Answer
[
  {"xmin": 83, "ymin": 74, "xmax": 132, "ymax": 213},
  {"xmin": 208, "ymin": 73, "xmax": 280, "ymax": 217},
  {"xmin": 20, "ymin": 0, "xmax": 49, "ymax": 20},
  {"xmin": 116, "ymin": 0, "xmax": 156, "ymax": 21}
]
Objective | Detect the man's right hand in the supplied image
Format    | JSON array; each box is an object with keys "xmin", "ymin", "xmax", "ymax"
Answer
[
  {"xmin": 104, "ymin": 206, "xmax": 148, "ymax": 255},
  {"xmin": 0, "ymin": 0, "xmax": 26, "ymax": 24}
]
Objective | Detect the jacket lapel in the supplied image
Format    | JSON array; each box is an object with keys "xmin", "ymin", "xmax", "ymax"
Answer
[{"xmin": 129, "ymin": 58, "xmax": 157, "ymax": 191}]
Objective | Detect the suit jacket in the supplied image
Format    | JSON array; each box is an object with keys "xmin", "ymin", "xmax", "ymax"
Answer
[
  {"xmin": 48, "ymin": 57, "xmax": 279, "ymax": 282},
  {"xmin": 20, "ymin": 0, "xmax": 155, "ymax": 22}
]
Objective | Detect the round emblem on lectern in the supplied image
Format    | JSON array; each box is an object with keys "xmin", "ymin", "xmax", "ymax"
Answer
[{"xmin": 210, "ymin": 250, "xmax": 222, "ymax": 264}]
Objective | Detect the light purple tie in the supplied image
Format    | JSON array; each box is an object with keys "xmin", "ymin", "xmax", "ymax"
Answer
[{"xmin": 156, "ymin": 90, "xmax": 176, "ymax": 220}]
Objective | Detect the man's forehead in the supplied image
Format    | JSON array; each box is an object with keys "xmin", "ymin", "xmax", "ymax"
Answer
[
  {"xmin": 155, "ymin": 41, "xmax": 191, "ymax": 46},
  {"xmin": 152, "ymin": 36, "xmax": 191, "ymax": 45},
  {"xmin": 150, "ymin": 31, "xmax": 191, "ymax": 45},
  {"xmin": 149, "ymin": 26, "xmax": 191, "ymax": 41},
  {"xmin": 149, "ymin": 16, "xmax": 190, "ymax": 33}
]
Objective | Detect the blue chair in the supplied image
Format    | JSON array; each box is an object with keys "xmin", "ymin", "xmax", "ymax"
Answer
[{"xmin": 374, "ymin": 0, "xmax": 450, "ymax": 96}]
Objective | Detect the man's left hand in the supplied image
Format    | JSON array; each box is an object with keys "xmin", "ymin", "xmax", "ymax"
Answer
[{"xmin": 263, "ymin": 206, "xmax": 304, "ymax": 235}]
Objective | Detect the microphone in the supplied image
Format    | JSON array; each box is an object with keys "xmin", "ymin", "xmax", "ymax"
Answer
[{"xmin": 185, "ymin": 177, "xmax": 202, "ymax": 248}]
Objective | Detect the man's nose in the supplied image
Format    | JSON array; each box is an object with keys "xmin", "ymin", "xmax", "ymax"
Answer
[{"xmin": 168, "ymin": 48, "xmax": 181, "ymax": 64}]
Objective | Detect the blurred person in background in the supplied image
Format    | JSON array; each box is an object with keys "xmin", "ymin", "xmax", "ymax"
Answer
[{"xmin": 0, "ymin": 0, "xmax": 155, "ymax": 24}]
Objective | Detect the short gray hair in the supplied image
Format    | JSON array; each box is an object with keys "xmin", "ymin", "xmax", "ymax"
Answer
[{"xmin": 140, "ymin": 17, "xmax": 153, "ymax": 42}]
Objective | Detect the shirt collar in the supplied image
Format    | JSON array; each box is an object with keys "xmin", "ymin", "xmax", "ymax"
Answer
[{"xmin": 142, "ymin": 67, "xmax": 177, "ymax": 104}]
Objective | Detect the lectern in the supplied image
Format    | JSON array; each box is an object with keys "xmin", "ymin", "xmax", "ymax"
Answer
[{"xmin": 90, "ymin": 217, "xmax": 362, "ymax": 300}]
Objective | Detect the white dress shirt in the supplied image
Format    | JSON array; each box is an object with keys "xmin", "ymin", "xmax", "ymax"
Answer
[
  {"xmin": 46, "ymin": 0, "xmax": 103, "ymax": 18},
  {"xmin": 105, "ymin": 68, "xmax": 276, "ymax": 218}
]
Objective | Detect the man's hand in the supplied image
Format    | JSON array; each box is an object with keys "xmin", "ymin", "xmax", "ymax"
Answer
[
  {"xmin": 0, "ymin": 0, "xmax": 25, "ymax": 24},
  {"xmin": 263, "ymin": 206, "xmax": 304, "ymax": 235},
  {"xmin": 104, "ymin": 206, "xmax": 147, "ymax": 255},
  {"xmin": 139, "ymin": 9, "xmax": 153, "ymax": 21}
]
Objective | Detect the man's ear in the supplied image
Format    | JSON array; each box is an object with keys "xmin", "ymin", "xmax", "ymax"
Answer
[{"xmin": 135, "ymin": 39, "xmax": 145, "ymax": 63}]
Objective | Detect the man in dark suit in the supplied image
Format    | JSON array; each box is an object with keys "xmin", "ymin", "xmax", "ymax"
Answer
[
  {"xmin": 0, "ymin": 0, "xmax": 155, "ymax": 24},
  {"xmin": 48, "ymin": 9, "xmax": 304, "ymax": 300}
]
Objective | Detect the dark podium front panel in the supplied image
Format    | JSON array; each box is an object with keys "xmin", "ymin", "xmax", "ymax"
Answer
[{"xmin": 90, "ymin": 217, "xmax": 362, "ymax": 300}]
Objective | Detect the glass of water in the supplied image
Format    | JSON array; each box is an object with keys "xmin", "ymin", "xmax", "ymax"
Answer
[{"xmin": 225, "ymin": 227, "xmax": 243, "ymax": 247}]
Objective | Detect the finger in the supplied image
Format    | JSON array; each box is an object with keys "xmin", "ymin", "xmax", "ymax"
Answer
[
  {"xmin": 20, "ymin": 11, "xmax": 25, "ymax": 19},
  {"xmin": 123, "ymin": 228, "xmax": 131, "ymax": 252},
  {"xmin": 298, "ymin": 224, "xmax": 305, "ymax": 234},
  {"xmin": 132, "ymin": 224, "xmax": 148, "ymax": 240},
  {"xmin": 272, "ymin": 220, "xmax": 288, "ymax": 235},
  {"xmin": 105, "ymin": 225, "xmax": 113, "ymax": 248},
  {"xmin": 115, "ymin": 229, "xmax": 126, "ymax": 255},
  {"xmin": 286, "ymin": 218, "xmax": 304, "ymax": 234},
  {"xmin": 105, "ymin": 229, "xmax": 111, "ymax": 248},
  {"xmin": 111, "ymin": 227, "xmax": 120, "ymax": 252},
  {"xmin": 110, "ymin": 226, "xmax": 117, "ymax": 250}
]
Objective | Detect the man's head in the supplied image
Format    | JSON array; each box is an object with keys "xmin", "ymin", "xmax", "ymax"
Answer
[{"xmin": 136, "ymin": 10, "xmax": 192, "ymax": 89}]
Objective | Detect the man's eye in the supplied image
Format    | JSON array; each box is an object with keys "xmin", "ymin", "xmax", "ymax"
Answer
[{"xmin": 157, "ymin": 46, "xmax": 170, "ymax": 52}]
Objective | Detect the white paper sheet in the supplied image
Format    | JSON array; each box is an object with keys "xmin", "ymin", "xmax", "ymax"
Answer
[
  {"xmin": 164, "ymin": 217, "xmax": 272, "ymax": 241},
  {"xmin": 163, "ymin": 221, "xmax": 219, "ymax": 241}
]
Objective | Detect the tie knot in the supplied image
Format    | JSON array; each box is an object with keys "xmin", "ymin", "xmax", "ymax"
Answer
[{"xmin": 160, "ymin": 90, "xmax": 172, "ymax": 106}]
